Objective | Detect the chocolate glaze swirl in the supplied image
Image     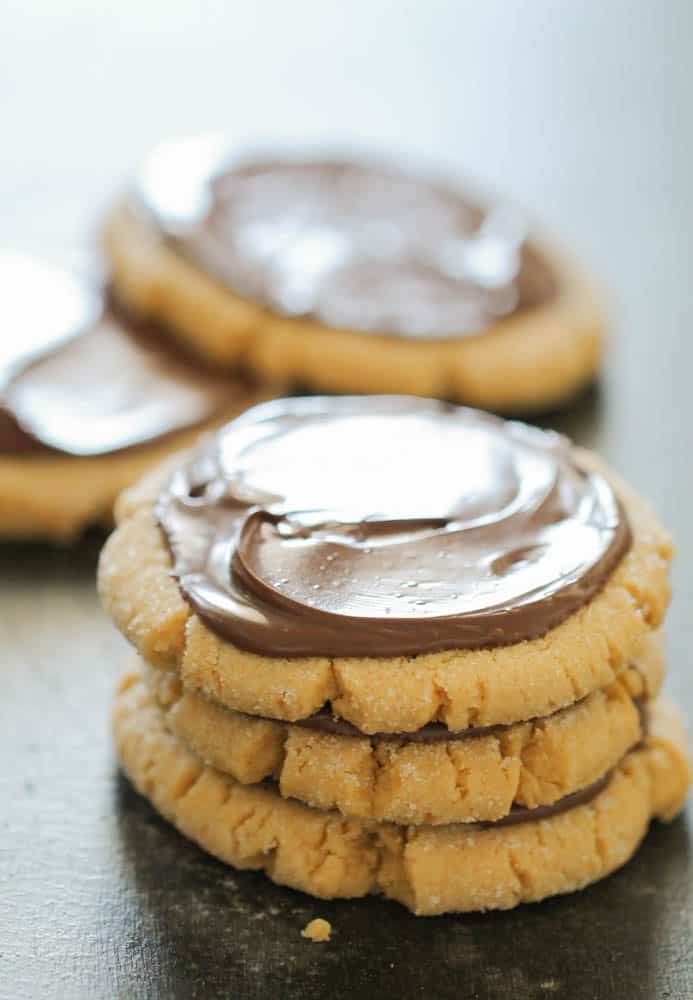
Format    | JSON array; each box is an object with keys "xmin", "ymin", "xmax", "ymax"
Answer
[
  {"xmin": 135, "ymin": 137, "xmax": 556, "ymax": 339},
  {"xmin": 157, "ymin": 396, "xmax": 631, "ymax": 658},
  {"xmin": 0, "ymin": 253, "xmax": 253, "ymax": 457}
]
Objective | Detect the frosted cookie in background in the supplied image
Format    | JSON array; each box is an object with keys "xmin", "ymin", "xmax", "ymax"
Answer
[
  {"xmin": 0, "ymin": 252, "xmax": 277, "ymax": 541},
  {"xmin": 103, "ymin": 136, "xmax": 604, "ymax": 413}
]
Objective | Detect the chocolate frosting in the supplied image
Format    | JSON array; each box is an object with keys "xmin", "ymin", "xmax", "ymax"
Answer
[
  {"xmin": 135, "ymin": 137, "xmax": 556, "ymax": 339},
  {"xmin": 0, "ymin": 253, "xmax": 252, "ymax": 457},
  {"xmin": 157, "ymin": 396, "xmax": 631, "ymax": 658}
]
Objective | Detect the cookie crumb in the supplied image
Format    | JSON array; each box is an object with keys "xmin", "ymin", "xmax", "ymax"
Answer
[{"xmin": 301, "ymin": 918, "xmax": 332, "ymax": 942}]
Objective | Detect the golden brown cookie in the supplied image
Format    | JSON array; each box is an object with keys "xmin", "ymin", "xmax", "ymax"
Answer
[
  {"xmin": 103, "ymin": 140, "xmax": 604, "ymax": 412},
  {"xmin": 0, "ymin": 252, "xmax": 276, "ymax": 541},
  {"xmin": 112, "ymin": 668, "xmax": 690, "ymax": 915},
  {"xmin": 98, "ymin": 415, "xmax": 671, "ymax": 735},
  {"xmin": 139, "ymin": 628, "xmax": 662, "ymax": 825}
]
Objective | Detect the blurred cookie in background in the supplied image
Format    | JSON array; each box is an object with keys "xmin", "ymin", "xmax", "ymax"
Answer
[
  {"xmin": 0, "ymin": 252, "xmax": 277, "ymax": 541},
  {"xmin": 104, "ymin": 135, "xmax": 604, "ymax": 412}
]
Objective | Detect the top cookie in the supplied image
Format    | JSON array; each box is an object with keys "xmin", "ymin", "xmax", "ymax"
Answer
[
  {"xmin": 103, "ymin": 137, "xmax": 604, "ymax": 411},
  {"xmin": 158, "ymin": 396, "xmax": 630, "ymax": 656},
  {"xmin": 99, "ymin": 396, "xmax": 672, "ymax": 733}
]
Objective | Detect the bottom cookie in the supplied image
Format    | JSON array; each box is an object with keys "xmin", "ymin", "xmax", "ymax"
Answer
[{"xmin": 113, "ymin": 669, "xmax": 690, "ymax": 915}]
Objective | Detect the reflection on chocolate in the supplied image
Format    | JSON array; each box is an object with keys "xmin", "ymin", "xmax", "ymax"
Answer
[
  {"xmin": 136, "ymin": 138, "xmax": 556, "ymax": 338},
  {"xmin": 0, "ymin": 254, "xmax": 252, "ymax": 457},
  {"xmin": 157, "ymin": 396, "xmax": 631, "ymax": 658},
  {"xmin": 0, "ymin": 251, "xmax": 102, "ymax": 380}
]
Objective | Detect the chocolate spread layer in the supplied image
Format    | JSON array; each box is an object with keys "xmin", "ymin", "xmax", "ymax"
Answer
[
  {"xmin": 157, "ymin": 396, "xmax": 631, "ymax": 658},
  {"xmin": 294, "ymin": 696, "xmax": 646, "ymax": 743},
  {"xmin": 0, "ymin": 253, "xmax": 253, "ymax": 457},
  {"xmin": 135, "ymin": 137, "xmax": 556, "ymax": 339},
  {"xmin": 482, "ymin": 769, "xmax": 613, "ymax": 829},
  {"xmin": 294, "ymin": 708, "xmax": 516, "ymax": 742},
  {"xmin": 260, "ymin": 768, "xmax": 614, "ymax": 828}
]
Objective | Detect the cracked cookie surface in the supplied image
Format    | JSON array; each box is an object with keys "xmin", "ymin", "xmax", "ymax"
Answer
[
  {"xmin": 139, "ymin": 629, "xmax": 662, "ymax": 825},
  {"xmin": 112, "ymin": 668, "xmax": 690, "ymax": 915}
]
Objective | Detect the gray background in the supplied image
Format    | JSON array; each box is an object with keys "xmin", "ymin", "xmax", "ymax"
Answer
[{"xmin": 1, "ymin": 2, "xmax": 691, "ymax": 998}]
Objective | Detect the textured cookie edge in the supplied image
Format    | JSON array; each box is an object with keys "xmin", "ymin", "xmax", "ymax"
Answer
[{"xmin": 112, "ymin": 671, "xmax": 690, "ymax": 915}]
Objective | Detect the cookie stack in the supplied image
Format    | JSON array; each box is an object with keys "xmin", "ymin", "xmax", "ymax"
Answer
[{"xmin": 100, "ymin": 396, "xmax": 690, "ymax": 915}]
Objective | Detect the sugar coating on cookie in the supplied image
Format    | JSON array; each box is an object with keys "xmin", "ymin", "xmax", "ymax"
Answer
[
  {"xmin": 137, "ymin": 634, "xmax": 661, "ymax": 826},
  {"xmin": 103, "ymin": 136, "xmax": 605, "ymax": 410}
]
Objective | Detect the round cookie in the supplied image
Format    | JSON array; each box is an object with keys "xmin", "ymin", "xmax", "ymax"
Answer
[
  {"xmin": 139, "ymin": 630, "xmax": 662, "ymax": 825},
  {"xmin": 99, "ymin": 397, "xmax": 673, "ymax": 735},
  {"xmin": 0, "ymin": 252, "xmax": 276, "ymax": 541},
  {"xmin": 112, "ymin": 668, "xmax": 691, "ymax": 915},
  {"xmin": 103, "ymin": 136, "xmax": 604, "ymax": 412}
]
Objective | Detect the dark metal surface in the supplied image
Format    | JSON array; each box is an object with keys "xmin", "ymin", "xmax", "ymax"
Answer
[{"xmin": 1, "ymin": 2, "xmax": 692, "ymax": 998}]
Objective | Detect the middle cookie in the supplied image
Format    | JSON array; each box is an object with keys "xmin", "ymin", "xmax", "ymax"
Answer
[{"xmin": 139, "ymin": 627, "xmax": 662, "ymax": 825}]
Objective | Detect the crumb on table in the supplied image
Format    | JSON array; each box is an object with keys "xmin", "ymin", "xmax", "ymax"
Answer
[{"xmin": 301, "ymin": 918, "xmax": 332, "ymax": 942}]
